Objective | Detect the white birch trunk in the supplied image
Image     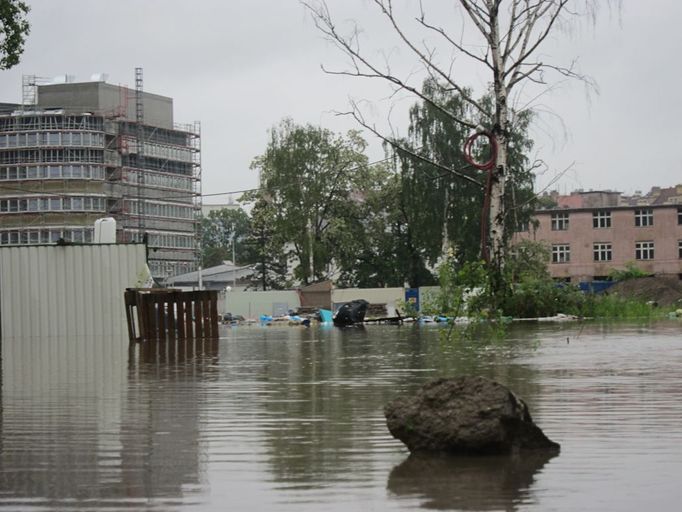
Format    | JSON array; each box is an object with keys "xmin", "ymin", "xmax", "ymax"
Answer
[
  {"xmin": 489, "ymin": 5, "xmax": 508, "ymax": 270},
  {"xmin": 489, "ymin": 134, "xmax": 506, "ymax": 267}
]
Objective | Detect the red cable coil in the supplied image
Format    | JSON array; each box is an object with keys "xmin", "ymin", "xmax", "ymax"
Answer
[{"xmin": 463, "ymin": 131, "xmax": 498, "ymax": 263}]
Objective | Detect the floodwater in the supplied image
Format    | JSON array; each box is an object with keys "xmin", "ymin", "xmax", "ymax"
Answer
[{"xmin": 1, "ymin": 321, "xmax": 681, "ymax": 511}]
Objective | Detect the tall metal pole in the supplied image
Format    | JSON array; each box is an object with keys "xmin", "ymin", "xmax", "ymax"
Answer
[
  {"xmin": 232, "ymin": 222, "xmax": 236, "ymax": 289},
  {"xmin": 135, "ymin": 67, "xmax": 145, "ymax": 241},
  {"xmin": 307, "ymin": 217, "xmax": 313, "ymax": 284},
  {"xmin": 194, "ymin": 121, "xmax": 203, "ymax": 288}
]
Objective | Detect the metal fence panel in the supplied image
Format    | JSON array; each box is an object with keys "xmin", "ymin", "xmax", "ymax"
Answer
[{"xmin": 0, "ymin": 244, "xmax": 147, "ymax": 340}]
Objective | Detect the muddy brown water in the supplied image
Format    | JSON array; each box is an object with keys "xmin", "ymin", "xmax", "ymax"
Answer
[{"xmin": 1, "ymin": 321, "xmax": 681, "ymax": 511}]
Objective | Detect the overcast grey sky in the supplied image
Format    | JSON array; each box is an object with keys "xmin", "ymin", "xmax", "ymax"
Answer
[{"xmin": 1, "ymin": 1, "xmax": 680, "ymax": 203}]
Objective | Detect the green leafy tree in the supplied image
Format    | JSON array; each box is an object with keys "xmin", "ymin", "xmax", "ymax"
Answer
[
  {"xmin": 249, "ymin": 119, "xmax": 368, "ymax": 285},
  {"xmin": 394, "ymin": 80, "xmax": 479, "ymax": 265},
  {"xmin": 536, "ymin": 193, "xmax": 558, "ymax": 210},
  {"xmin": 246, "ymin": 197, "xmax": 289, "ymax": 290},
  {"xmin": 200, "ymin": 207, "xmax": 255, "ymax": 268},
  {"xmin": 394, "ymin": 79, "xmax": 536, "ymax": 267},
  {"xmin": 201, "ymin": 246, "xmax": 232, "ymax": 269},
  {"xmin": 335, "ymin": 162, "xmax": 436, "ymax": 288},
  {"xmin": 305, "ymin": 0, "xmax": 612, "ymax": 276},
  {"xmin": 0, "ymin": 0, "xmax": 29, "ymax": 70},
  {"xmin": 608, "ymin": 262, "xmax": 650, "ymax": 281},
  {"xmin": 505, "ymin": 240, "xmax": 551, "ymax": 283}
]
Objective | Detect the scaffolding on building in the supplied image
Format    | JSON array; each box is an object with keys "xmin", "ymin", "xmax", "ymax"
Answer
[
  {"xmin": 1, "ymin": 73, "xmax": 202, "ymax": 280},
  {"xmin": 105, "ymin": 71, "xmax": 202, "ymax": 278},
  {"xmin": 21, "ymin": 75, "xmax": 51, "ymax": 108},
  {"xmin": 135, "ymin": 67, "xmax": 145, "ymax": 239}
]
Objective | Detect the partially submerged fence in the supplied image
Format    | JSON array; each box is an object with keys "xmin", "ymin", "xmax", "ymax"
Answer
[{"xmin": 125, "ymin": 288, "xmax": 219, "ymax": 342}]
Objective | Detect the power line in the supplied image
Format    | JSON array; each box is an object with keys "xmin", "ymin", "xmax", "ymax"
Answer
[
  {"xmin": 0, "ymin": 153, "xmax": 399, "ymax": 202},
  {"xmin": 2, "ymin": 146, "xmax": 479, "ymax": 205},
  {"xmin": 0, "ymin": 181, "xmax": 258, "ymax": 201},
  {"xmin": 167, "ymin": 153, "xmax": 401, "ymax": 201}
]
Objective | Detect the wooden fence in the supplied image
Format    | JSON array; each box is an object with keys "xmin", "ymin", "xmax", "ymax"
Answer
[{"xmin": 125, "ymin": 288, "xmax": 219, "ymax": 342}]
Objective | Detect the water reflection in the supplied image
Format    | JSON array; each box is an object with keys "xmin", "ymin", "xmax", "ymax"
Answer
[
  {"xmin": 1, "ymin": 322, "xmax": 681, "ymax": 510},
  {"xmin": 1, "ymin": 334, "xmax": 128, "ymax": 507},
  {"xmin": 131, "ymin": 337, "xmax": 219, "ymax": 366},
  {"xmin": 0, "ymin": 335, "xmax": 218, "ymax": 510},
  {"xmin": 387, "ymin": 451, "xmax": 557, "ymax": 510},
  {"xmin": 121, "ymin": 339, "xmax": 219, "ymax": 503},
  {"xmin": 230, "ymin": 325, "xmax": 547, "ymax": 495}
]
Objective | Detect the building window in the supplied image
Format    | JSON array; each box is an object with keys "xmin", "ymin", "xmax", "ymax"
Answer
[
  {"xmin": 0, "ymin": 227, "xmax": 94, "ymax": 246},
  {"xmin": 679, "ymin": 240, "xmax": 682, "ymax": 259},
  {"xmin": 515, "ymin": 221, "xmax": 529, "ymax": 233},
  {"xmin": 0, "ymin": 195, "xmax": 105, "ymax": 214},
  {"xmin": 593, "ymin": 243, "xmax": 612, "ymax": 262},
  {"xmin": 551, "ymin": 212, "xmax": 569, "ymax": 231},
  {"xmin": 552, "ymin": 244, "xmax": 570, "ymax": 263},
  {"xmin": 634, "ymin": 209, "xmax": 653, "ymax": 227},
  {"xmin": 593, "ymin": 210, "xmax": 611, "ymax": 228},
  {"xmin": 678, "ymin": 207, "xmax": 682, "ymax": 225},
  {"xmin": 635, "ymin": 241, "xmax": 654, "ymax": 260}
]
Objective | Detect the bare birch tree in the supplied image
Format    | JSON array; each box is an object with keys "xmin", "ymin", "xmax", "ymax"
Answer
[{"xmin": 302, "ymin": 0, "xmax": 609, "ymax": 272}]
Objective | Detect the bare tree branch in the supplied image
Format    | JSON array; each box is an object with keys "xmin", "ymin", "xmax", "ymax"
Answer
[
  {"xmin": 459, "ymin": 0, "xmax": 493, "ymax": 42},
  {"xmin": 501, "ymin": 0, "xmax": 520, "ymax": 60},
  {"xmin": 416, "ymin": 11, "xmax": 493, "ymax": 70},
  {"xmin": 339, "ymin": 102, "xmax": 483, "ymax": 187},
  {"xmin": 303, "ymin": 0, "xmax": 478, "ymax": 130},
  {"xmin": 502, "ymin": 1, "xmax": 549, "ymax": 62},
  {"xmin": 370, "ymin": 0, "xmax": 490, "ymax": 116},
  {"xmin": 505, "ymin": 161, "xmax": 576, "ymax": 214},
  {"xmin": 302, "ymin": 0, "xmax": 612, "ymax": 268},
  {"xmin": 506, "ymin": 0, "xmax": 569, "ymax": 86}
]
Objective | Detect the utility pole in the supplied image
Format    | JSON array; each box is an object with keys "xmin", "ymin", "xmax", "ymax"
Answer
[
  {"xmin": 135, "ymin": 67, "xmax": 145, "ymax": 241},
  {"xmin": 307, "ymin": 217, "xmax": 314, "ymax": 284},
  {"xmin": 231, "ymin": 222, "xmax": 236, "ymax": 289}
]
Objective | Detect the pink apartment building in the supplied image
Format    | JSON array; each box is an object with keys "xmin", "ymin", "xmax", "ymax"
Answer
[{"xmin": 515, "ymin": 187, "xmax": 682, "ymax": 282}]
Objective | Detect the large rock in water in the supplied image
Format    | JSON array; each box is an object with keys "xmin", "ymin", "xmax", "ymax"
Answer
[{"xmin": 384, "ymin": 376, "xmax": 559, "ymax": 454}]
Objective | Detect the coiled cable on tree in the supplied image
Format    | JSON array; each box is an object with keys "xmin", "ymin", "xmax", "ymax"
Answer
[
  {"xmin": 463, "ymin": 131, "xmax": 498, "ymax": 263},
  {"xmin": 463, "ymin": 131, "xmax": 497, "ymax": 171}
]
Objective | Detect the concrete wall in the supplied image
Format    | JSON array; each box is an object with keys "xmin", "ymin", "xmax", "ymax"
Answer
[
  {"xmin": 218, "ymin": 287, "xmax": 442, "ymax": 318},
  {"xmin": 0, "ymin": 244, "xmax": 147, "ymax": 340},
  {"xmin": 38, "ymin": 82, "xmax": 173, "ymax": 129},
  {"xmin": 220, "ymin": 290, "xmax": 301, "ymax": 318},
  {"xmin": 37, "ymin": 82, "xmax": 100, "ymax": 113}
]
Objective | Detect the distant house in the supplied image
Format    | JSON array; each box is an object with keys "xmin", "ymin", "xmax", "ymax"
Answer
[
  {"xmin": 164, "ymin": 261, "xmax": 254, "ymax": 291},
  {"xmin": 515, "ymin": 185, "xmax": 682, "ymax": 282},
  {"xmin": 201, "ymin": 199, "xmax": 241, "ymax": 217}
]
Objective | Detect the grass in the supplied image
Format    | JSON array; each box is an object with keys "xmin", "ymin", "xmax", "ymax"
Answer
[{"xmin": 579, "ymin": 294, "xmax": 671, "ymax": 319}]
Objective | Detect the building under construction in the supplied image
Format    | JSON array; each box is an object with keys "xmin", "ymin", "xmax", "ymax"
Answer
[{"xmin": 0, "ymin": 72, "xmax": 201, "ymax": 280}]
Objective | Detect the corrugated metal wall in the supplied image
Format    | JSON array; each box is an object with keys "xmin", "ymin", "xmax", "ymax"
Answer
[
  {"xmin": 0, "ymin": 244, "xmax": 147, "ymax": 340},
  {"xmin": 220, "ymin": 290, "xmax": 301, "ymax": 318}
]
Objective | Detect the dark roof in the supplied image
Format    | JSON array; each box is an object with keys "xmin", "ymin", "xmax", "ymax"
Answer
[
  {"xmin": 165, "ymin": 262, "xmax": 254, "ymax": 285},
  {"xmin": 0, "ymin": 102, "xmax": 20, "ymax": 113},
  {"xmin": 535, "ymin": 203, "xmax": 681, "ymax": 214}
]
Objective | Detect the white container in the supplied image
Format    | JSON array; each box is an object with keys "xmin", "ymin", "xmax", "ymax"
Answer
[{"xmin": 94, "ymin": 217, "xmax": 117, "ymax": 244}]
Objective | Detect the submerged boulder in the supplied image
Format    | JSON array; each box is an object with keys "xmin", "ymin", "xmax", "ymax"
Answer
[{"xmin": 384, "ymin": 376, "xmax": 559, "ymax": 454}]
